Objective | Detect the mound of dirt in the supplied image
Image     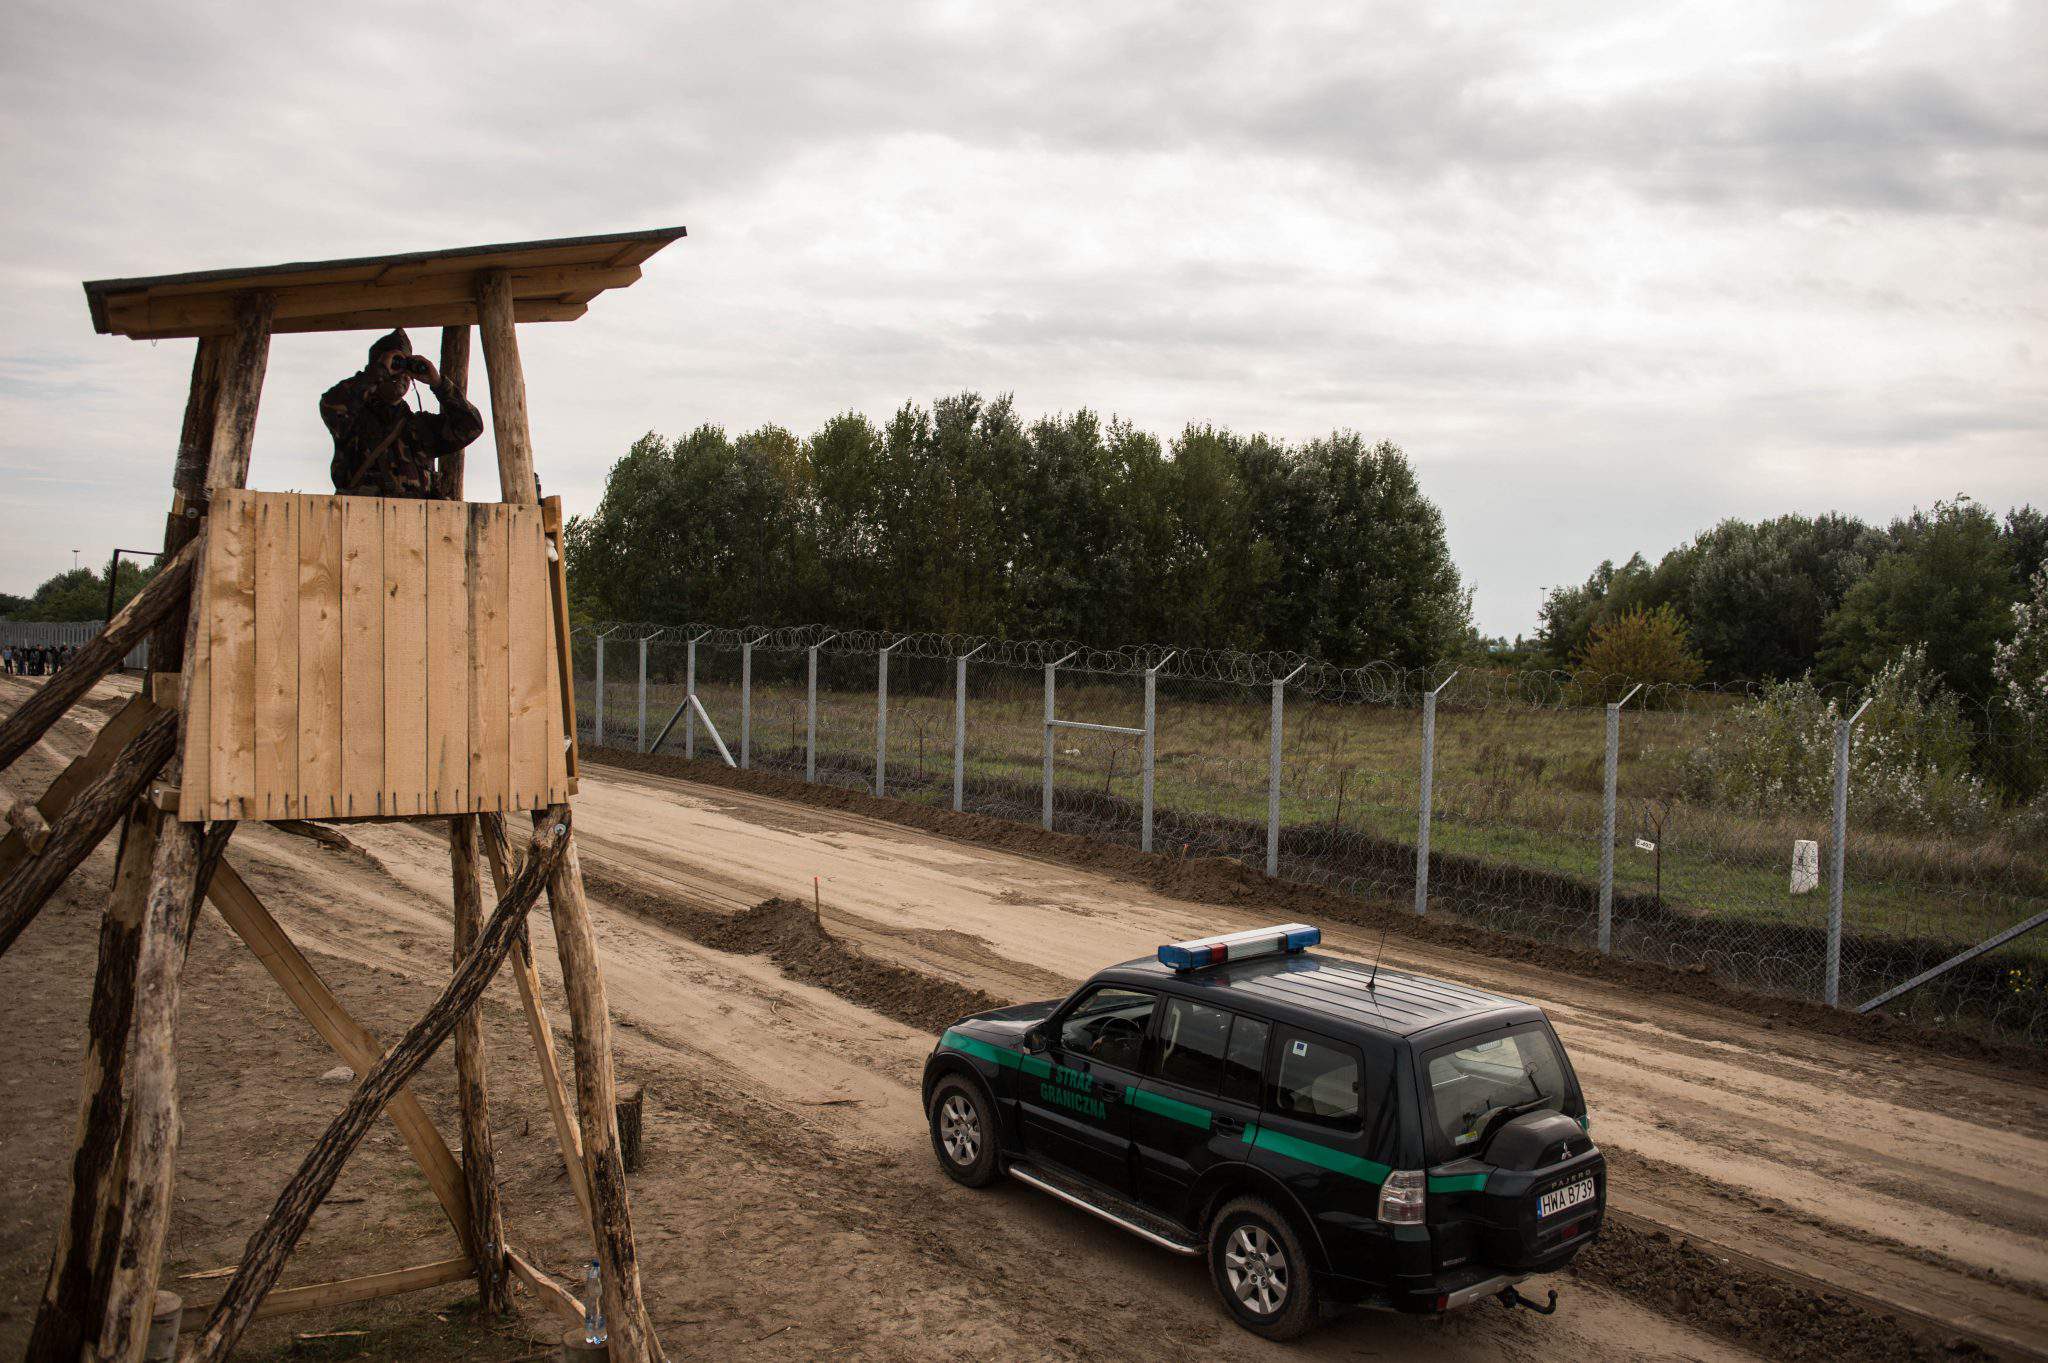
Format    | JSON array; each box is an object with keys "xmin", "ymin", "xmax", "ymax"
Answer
[
  {"xmin": 580, "ymin": 865, "xmax": 1004, "ymax": 1034},
  {"xmin": 584, "ymin": 748, "xmax": 2048, "ymax": 1079},
  {"xmin": 1575, "ymin": 1221, "xmax": 1971, "ymax": 1362}
]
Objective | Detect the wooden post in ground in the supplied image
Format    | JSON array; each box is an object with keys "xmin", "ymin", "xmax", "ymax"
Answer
[
  {"xmin": 96, "ymin": 293, "xmax": 273, "ymax": 1363},
  {"xmin": 448, "ymin": 816, "xmax": 510, "ymax": 1314},
  {"xmin": 27, "ymin": 332, "xmax": 226, "ymax": 1358},
  {"xmin": 182, "ymin": 811, "xmax": 571, "ymax": 1363},
  {"xmin": 479, "ymin": 274, "xmax": 661, "ymax": 1363}
]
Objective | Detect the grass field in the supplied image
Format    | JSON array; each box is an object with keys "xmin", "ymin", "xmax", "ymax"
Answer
[{"xmin": 576, "ymin": 652, "xmax": 2044, "ymax": 957}]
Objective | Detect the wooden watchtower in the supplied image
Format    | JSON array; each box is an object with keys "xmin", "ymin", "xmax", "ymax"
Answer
[{"xmin": 0, "ymin": 228, "xmax": 686, "ymax": 1362}]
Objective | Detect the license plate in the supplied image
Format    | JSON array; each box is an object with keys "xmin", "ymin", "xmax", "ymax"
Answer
[{"xmin": 1538, "ymin": 1178, "xmax": 1595, "ymax": 1218}]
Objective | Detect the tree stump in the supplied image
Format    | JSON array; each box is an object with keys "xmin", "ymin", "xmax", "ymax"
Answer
[
  {"xmin": 616, "ymin": 1085, "xmax": 644, "ymax": 1175},
  {"xmin": 561, "ymin": 1325, "xmax": 609, "ymax": 1360}
]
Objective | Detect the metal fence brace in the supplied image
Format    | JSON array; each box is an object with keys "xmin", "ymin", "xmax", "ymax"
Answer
[
  {"xmin": 1597, "ymin": 683, "xmax": 1643, "ymax": 954},
  {"xmin": 1413, "ymin": 670, "xmax": 1458, "ymax": 917}
]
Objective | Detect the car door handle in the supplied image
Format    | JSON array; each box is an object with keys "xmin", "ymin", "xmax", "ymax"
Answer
[{"xmin": 1214, "ymin": 1115, "xmax": 1246, "ymax": 1136}]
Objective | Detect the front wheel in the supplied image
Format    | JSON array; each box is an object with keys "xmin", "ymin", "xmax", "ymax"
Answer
[
  {"xmin": 928, "ymin": 1075, "xmax": 1000, "ymax": 1187},
  {"xmin": 1208, "ymin": 1197, "xmax": 1319, "ymax": 1340}
]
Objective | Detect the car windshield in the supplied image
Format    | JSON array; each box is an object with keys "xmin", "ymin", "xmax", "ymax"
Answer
[{"xmin": 1426, "ymin": 1026, "xmax": 1568, "ymax": 1154}]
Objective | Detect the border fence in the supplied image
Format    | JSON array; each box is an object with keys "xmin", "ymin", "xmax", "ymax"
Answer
[{"xmin": 571, "ymin": 622, "xmax": 2048, "ymax": 1046}]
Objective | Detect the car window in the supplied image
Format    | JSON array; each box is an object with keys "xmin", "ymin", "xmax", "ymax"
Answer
[
  {"xmin": 1273, "ymin": 1026, "xmax": 1361, "ymax": 1129},
  {"xmin": 1220, "ymin": 1014, "xmax": 1270, "ymax": 1107},
  {"xmin": 1152, "ymin": 997, "xmax": 1233, "ymax": 1093},
  {"xmin": 1058, "ymin": 987, "xmax": 1156, "ymax": 1071},
  {"xmin": 1426, "ymin": 1026, "xmax": 1568, "ymax": 1153}
]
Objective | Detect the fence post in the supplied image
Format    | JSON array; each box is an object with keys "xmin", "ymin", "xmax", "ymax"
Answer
[
  {"xmin": 1413, "ymin": 670, "xmax": 1459, "ymax": 917},
  {"xmin": 1043, "ymin": 651, "xmax": 1076, "ymax": 831},
  {"xmin": 1142, "ymin": 652, "xmax": 1175, "ymax": 854},
  {"xmin": 684, "ymin": 632, "xmax": 705, "ymax": 759},
  {"xmin": 1598, "ymin": 683, "xmax": 1642, "ymax": 954},
  {"xmin": 1268, "ymin": 663, "xmax": 1307, "ymax": 877},
  {"xmin": 875, "ymin": 640, "xmax": 903, "ymax": 797},
  {"xmin": 740, "ymin": 636, "xmax": 755, "ymax": 769},
  {"xmin": 806, "ymin": 634, "xmax": 836, "ymax": 784},
  {"xmin": 636, "ymin": 632, "xmax": 659, "ymax": 754},
  {"xmin": 593, "ymin": 630, "xmax": 608, "ymax": 748},
  {"xmin": 954, "ymin": 643, "xmax": 986, "ymax": 812},
  {"xmin": 1826, "ymin": 698, "xmax": 1873, "ymax": 1006}
]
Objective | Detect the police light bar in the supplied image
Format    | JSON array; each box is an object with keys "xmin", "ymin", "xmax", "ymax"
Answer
[{"xmin": 1158, "ymin": 924, "xmax": 1320, "ymax": 971}]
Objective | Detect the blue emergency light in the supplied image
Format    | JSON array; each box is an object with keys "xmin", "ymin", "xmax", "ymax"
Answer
[{"xmin": 1158, "ymin": 923, "xmax": 1320, "ymax": 971}]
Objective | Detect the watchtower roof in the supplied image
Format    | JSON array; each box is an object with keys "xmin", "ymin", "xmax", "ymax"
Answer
[{"xmin": 82, "ymin": 225, "xmax": 686, "ymax": 341}]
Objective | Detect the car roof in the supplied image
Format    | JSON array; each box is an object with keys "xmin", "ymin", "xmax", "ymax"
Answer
[{"xmin": 1093, "ymin": 950, "xmax": 1540, "ymax": 1043}]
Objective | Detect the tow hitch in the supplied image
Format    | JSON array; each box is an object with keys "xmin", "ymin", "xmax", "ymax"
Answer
[{"xmin": 1496, "ymin": 1284, "xmax": 1559, "ymax": 1315}]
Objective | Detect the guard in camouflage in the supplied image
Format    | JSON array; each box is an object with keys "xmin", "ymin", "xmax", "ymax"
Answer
[{"xmin": 321, "ymin": 328, "xmax": 485, "ymax": 498}]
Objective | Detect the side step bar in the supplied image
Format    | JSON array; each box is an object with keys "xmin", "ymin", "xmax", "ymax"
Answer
[{"xmin": 1007, "ymin": 1164, "xmax": 1201, "ymax": 1257}]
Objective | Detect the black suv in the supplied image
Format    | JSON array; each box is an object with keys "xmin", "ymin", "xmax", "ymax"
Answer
[{"xmin": 921, "ymin": 925, "xmax": 1604, "ymax": 1340}]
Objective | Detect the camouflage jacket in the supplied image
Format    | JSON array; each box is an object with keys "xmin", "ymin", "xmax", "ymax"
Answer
[{"xmin": 321, "ymin": 372, "xmax": 485, "ymax": 498}]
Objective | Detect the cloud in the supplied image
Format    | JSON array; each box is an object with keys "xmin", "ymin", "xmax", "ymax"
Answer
[{"xmin": 0, "ymin": 0, "xmax": 2041, "ymax": 638}]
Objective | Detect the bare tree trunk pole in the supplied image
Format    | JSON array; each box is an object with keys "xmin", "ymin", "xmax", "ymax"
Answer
[
  {"xmin": 180, "ymin": 811, "xmax": 571, "ymax": 1363},
  {"xmin": 26, "ymin": 332, "xmax": 227, "ymax": 1361},
  {"xmin": 448, "ymin": 817, "xmax": 510, "ymax": 1314},
  {"xmin": 23, "ymin": 805, "xmax": 158, "ymax": 1362},
  {"xmin": 96, "ymin": 292, "xmax": 273, "ymax": 1363},
  {"xmin": 542, "ymin": 830, "xmax": 662, "ymax": 1363}
]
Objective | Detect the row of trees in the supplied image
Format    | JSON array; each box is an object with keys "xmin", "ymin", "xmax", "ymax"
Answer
[
  {"xmin": 566, "ymin": 394, "xmax": 1474, "ymax": 667},
  {"xmin": 1536, "ymin": 500, "xmax": 2047, "ymax": 702},
  {"xmin": 0, "ymin": 559, "xmax": 157, "ymax": 623}
]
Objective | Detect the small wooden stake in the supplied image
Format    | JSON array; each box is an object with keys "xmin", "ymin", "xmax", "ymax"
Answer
[{"xmin": 615, "ymin": 1085, "xmax": 644, "ymax": 1175}]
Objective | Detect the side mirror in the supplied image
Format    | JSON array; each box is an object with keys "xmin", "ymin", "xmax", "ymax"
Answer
[{"xmin": 1023, "ymin": 1026, "xmax": 1049, "ymax": 1054}]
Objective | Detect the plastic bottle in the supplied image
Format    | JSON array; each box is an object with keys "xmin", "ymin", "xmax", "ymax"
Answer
[{"xmin": 583, "ymin": 1258, "xmax": 607, "ymax": 1345}]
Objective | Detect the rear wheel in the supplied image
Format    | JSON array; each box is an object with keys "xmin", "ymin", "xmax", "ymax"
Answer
[
  {"xmin": 927, "ymin": 1075, "xmax": 999, "ymax": 1187},
  {"xmin": 1208, "ymin": 1196, "xmax": 1319, "ymax": 1340}
]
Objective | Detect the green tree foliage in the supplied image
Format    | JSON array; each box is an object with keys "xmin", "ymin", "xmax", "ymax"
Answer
[
  {"xmin": 1573, "ymin": 604, "xmax": 1706, "ymax": 692},
  {"xmin": 1684, "ymin": 514, "xmax": 1885, "ymax": 679},
  {"xmin": 567, "ymin": 396, "xmax": 1470, "ymax": 666},
  {"xmin": 1821, "ymin": 498, "xmax": 2019, "ymax": 702},
  {"xmin": 3, "ymin": 559, "xmax": 158, "ymax": 622}
]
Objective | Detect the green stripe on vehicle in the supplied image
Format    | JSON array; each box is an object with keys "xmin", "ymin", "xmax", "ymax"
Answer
[
  {"xmin": 1248, "ymin": 1126, "xmax": 1391, "ymax": 1186},
  {"xmin": 1124, "ymin": 1086, "xmax": 1213, "ymax": 1130},
  {"xmin": 940, "ymin": 1029, "xmax": 1052, "ymax": 1078},
  {"xmin": 1427, "ymin": 1172, "xmax": 1489, "ymax": 1194}
]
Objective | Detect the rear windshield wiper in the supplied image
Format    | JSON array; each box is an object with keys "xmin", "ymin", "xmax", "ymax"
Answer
[{"xmin": 1473, "ymin": 1095, "xmax": 1552, "ymax": 1152}]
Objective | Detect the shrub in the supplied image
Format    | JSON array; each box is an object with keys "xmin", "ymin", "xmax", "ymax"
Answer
[
  {"xmin": 1573, "ymin": 605, "xmax": 1706, "ymax": 699},
  {"xmin": 1684, "ymin": 646, "xmax": 1990, "ymax": 832}
]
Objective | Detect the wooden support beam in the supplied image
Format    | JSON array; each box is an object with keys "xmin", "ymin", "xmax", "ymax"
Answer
[
  {"xmin": 94, "ymin": 815, "xmax": 207, "ymax": 1363},
  {"xmin": 478, "ymin": 812, "xmax": 595, "ymax": 1236},
  {"xmin": 0, "ymin": 707, "xmax": 178, "ymax": 958},
  {"xmin": 0, "ymin": 537, "xmax": 197, "ymax": 777},
  {"xmin": 23, "ymin": 802, "xmax": 158, "ymax": 1362},
  {"xmin": 104, "ymin": 266, "xmax": 637, "ymax": 336},
  {"xmin": 506, "ymin": 1248, "xmax": 584, "ymax": 1327},
  {"xmin": 204, "ymin": 861, "xmax": 472, "ymax": 1242},
  {"xmin": 436, "ymin": 326, "xmax": 470, "ymax": 500},
  {"xmin": 178, "ymin": 1256, "xmax": 474, "ymax": 1328},
  {"xmin": 0, "ymin": 696, "xmax": 159, "ymax": 882},
  {"xmin": 180, "ymin": 809, "xmax": 572, "ymax": 1363},
  {"xmin": 475, "ymin": 271, "xmax": 535, "ymax": 503},
  {"xmin": 448, "ymin": 817, "xmax": 509, "ymax": 1314},
  {"xmin": 541, "ymin": 829, "xmax": 662, "ymax": 1363},
  {"xmin": 4, "ymin": 798, "xmax": 51, "ymax": 851},
  {"xmin": 93, "ymin": 296, "xmax": 270, "ymax": 1363},
  {"xmin": 155, "ymin": 337, "xmax": 226, "ymax": 674}
]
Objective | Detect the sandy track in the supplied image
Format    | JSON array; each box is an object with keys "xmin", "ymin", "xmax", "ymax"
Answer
[{"xmin": 567, "ymin": 759, "xmax": 2048, "ymax": 1358}]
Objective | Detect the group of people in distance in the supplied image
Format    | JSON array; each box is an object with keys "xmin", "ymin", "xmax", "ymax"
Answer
[{"xmin": 1, "ymin": 643, "xmax": 74, "ymax": 676}]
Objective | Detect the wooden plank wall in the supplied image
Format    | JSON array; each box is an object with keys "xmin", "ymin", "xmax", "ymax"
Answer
[{"xmin": 180, "ymin": 491, "xmax": 571, "ymax": 821}]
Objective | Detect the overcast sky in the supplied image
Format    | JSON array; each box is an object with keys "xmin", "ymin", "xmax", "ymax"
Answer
[{"xmin": 1, "ymin": 1, "xmax": 2041, "ymax": 639}]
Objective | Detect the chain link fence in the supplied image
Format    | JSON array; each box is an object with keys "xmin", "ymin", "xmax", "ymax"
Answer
[{"xmin": 569, "ymin": 623, "xmax": 2048, "ymax": 1045}]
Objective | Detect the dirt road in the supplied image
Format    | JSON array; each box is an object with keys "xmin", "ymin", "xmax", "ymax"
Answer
[{"xmin": 3, "ymin": 674, "xmax": 2042, "ymax": 1360}]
